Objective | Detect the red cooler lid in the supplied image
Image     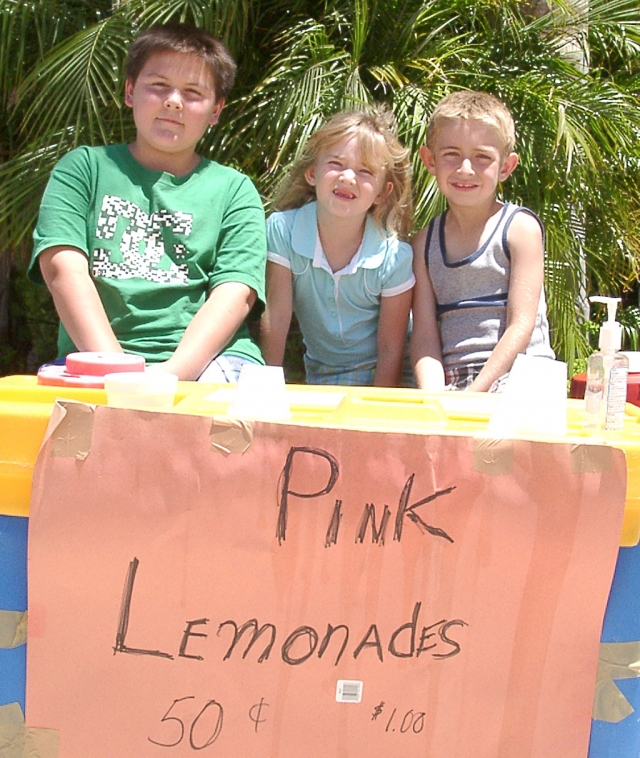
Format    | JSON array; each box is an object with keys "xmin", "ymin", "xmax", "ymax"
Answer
[
  {"xmin": 37, "ymin": 352, "xmax": 145, "ymax": 388},
  {"xmin": 37, "ymin": 365, "xmax": 107, "ymax": 388},
  {"xmin": 65, "ymin": 352, "xmax": 145, "ymax": 376}
]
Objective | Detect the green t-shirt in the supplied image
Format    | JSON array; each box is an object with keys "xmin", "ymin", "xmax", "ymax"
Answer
[{"xmin": 30, "ymin": 144, "xmax": 266, "ymax": 364}]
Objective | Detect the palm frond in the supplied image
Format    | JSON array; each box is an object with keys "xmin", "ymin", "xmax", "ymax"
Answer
[{"xmin": 16, "ymin": 16, "xmax": 132, "ymax": 147}]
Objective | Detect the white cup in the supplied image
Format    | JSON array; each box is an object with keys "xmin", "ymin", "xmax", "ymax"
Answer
[
  {"xmin": 488, "ymin": 355, "xmax": 567, "ymax": 437},
  {"xmin": 104, "ymin": 371, "xmax": 178, "ymax": 411},
  {"xmin": 622, "ymin": 352, "xmax": 640, "ymax": 373},
  {"xmin": 228, "ymin": 365, "xmax": 291, "ymax": 421}
]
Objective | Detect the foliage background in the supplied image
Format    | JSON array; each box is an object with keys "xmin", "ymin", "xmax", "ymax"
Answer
[{"xmin": 1, "ymin": 0, "xmax": 640, "ymax": 379}]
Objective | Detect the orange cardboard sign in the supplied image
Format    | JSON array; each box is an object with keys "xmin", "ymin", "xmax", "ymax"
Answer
[{"xmin": 26, "ymin": 404, "xmax": 626, "ymax": 757}]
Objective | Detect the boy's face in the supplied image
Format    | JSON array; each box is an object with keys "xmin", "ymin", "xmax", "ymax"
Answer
[
  {"xmin": 125, "ymin": 51, "xmax": 224, "ymax": 172},
  {"xmin": 420, "ymin": 119, "xmax": 518, "ymax": 209}
]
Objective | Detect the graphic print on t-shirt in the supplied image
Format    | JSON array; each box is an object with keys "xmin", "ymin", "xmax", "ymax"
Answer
[{"xmin": 91, "ymin": 195, "xmax": 191, "ymax": 284}]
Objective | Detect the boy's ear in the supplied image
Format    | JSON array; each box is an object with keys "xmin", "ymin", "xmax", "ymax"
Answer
[
  {"xmin": 499, "ymin": 152, "xmax": 519, "ymax": 181},
  {"xmin": 209, "ymin": 99, "xmax": 225, "ymax": 126},
  {"xmin": 419, "ymin": 145, "xmax": 436, "ymax": 175},
  {"xmin": 124, "ymin": 78, "xmax": 134, "ymax": 108}
]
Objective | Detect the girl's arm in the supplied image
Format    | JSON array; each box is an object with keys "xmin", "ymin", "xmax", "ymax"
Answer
[
  {"xmin": 409, "ymin": 231, "xmax": 445, "ymax": 390},
  {"xmin": 260, "ymin": 261, "xmax": 294, "ymax": 366},
  {"xmin": 39, "ymin": 246, "xmax": 123, "ymax": 353},
  {"xmin": 375, "ymin": 289, "xmax": 412, "ymax": 387},
  {"xmin": 468, "ymin": 212, "xmax": 544, "ymax": 392}
]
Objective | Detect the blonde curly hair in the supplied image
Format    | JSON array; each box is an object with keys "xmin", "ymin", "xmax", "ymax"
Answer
[{"xmin": 274, "ymin": 105, "xmax": 413, "ymax": 239}]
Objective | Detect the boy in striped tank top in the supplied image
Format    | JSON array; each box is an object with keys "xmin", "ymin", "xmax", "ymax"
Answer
[{"xmin": 410, "ymin": 91, "xmax": 554, "ymax": 391}]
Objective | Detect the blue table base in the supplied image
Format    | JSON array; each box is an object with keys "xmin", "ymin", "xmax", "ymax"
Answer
[
  {"xmin": 0, "ymin": 515, "xmax": 28, "ymax": 714},
  {"xmin": 589, "ymin": 541, "xmax": 640, "ymax": 757}
]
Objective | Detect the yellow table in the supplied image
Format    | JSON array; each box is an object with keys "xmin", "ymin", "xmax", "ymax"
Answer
[{"xmin": 2, "ymin": 373, "xmax": 640, "ymax": 545}]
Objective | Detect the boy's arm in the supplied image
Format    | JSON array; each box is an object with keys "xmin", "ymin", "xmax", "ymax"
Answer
[
  {"xmin": 468, "ymin": 212, "xmax": 545, "ymax": 392},
  {"xmin": 39, "ymin": 246, "xmax": 123, "ymax": 353},
  {"xmin": 154, "ymin": 171, "xmax": 266, "ymax": 381},
  {"xmin": 375, "ymin": 289, "xmax": 412, "ymax": 387},
  {"xmin": 409, "ymin": 230, "xmax": 445, "ymax": 391},
  {"xmin": 260, "ymin": 261, "xmax": 293, "ymax": 366},
  {"xmin": 154, "ymin": 282, "xmax": 257, "ymax": 380}
]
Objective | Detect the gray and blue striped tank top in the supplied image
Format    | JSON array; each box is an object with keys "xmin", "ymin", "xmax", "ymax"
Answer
[{"xmin": 425, "ymin": 202, "xmax": 554, "ymax": 371}]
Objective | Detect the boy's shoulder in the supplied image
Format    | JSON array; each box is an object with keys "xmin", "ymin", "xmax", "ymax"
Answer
[
  {"xmin": 58, "ymin": 144, "xmax": 255, "ymax": 187},
  {"xmin": 54, "ymin": 142, "xmax": 116, "ymax": 167},
  {"xmin": 67, "ymin": 142, "xmax": 126, "ymax": 160},
  {"xmin": 503, "ymin": 203, "xmax": 541, "ymax": 230},
  {"xmin": 192, "ymin": 157, "xmax": 262, "ymax": 204},
  {"xmin": 501, "ymin": 201, "xmax": 542, "ymax": 233},
  {"xmin": 53, "ymin": 143, "xmax": 138, "ymax": 182},
  {"xmin": 504, "ymin": 205, "xmax": 544, "ymax": 254},
  {"xmin": 409, "ymin": 203, "xmax": 540, "ymax": 247},
  {"xmin": 196, "ymin": 155, "xmax": 249, "ymax": 178}
]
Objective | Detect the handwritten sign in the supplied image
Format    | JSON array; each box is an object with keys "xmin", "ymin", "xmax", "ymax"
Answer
[{"xmin": 26, "ymin": 404, "xmax": 626, "ymax": 757}]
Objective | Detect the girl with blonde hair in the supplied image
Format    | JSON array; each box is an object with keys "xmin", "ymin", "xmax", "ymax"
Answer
[{"xmin": 261, "ymin": 106, "xmax": 415, "ymax": 386}]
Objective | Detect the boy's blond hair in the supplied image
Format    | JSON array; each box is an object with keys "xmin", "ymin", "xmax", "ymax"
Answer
[
  {"xmin": 274, "ymin": 106, "xmax": 413, "ymax": 239},
  {"xmin": 427, "ymin": 91, "xmax": 516, "ymax": 157}
]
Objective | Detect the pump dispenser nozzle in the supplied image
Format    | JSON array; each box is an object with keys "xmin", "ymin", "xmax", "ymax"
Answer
[{"xmin": 590, "ymin": 296, "xmax": 622, "ymax": 352}]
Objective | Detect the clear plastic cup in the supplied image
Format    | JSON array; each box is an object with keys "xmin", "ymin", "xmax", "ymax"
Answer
[
  {"xmin": 227, "ymin": 364, "xmax": 291, "ymax": 421},
  {"xmin": 103, "ymin": 371, "xmax": 178, "ymax": 411}
]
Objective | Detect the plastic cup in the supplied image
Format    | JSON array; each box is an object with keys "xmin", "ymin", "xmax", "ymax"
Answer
[
  {"xmin": 227, "ymin": 365, "xmax": 291, "ymax": 421},
  {"xmin": 488, "ymin": 355, "xmax": 567, "ymax": 437},
  {"xmin": 103, "ymin": 371, "xmax": 178, "ymax": 411},
  {"xmin": 622, "ymin": 352, "xmax": 640, "ymax": 373}
]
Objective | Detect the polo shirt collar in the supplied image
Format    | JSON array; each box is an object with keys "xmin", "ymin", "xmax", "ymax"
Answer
[{"xmin": 291, "ymin": 201, "xmax": 389, "ymax": 270}]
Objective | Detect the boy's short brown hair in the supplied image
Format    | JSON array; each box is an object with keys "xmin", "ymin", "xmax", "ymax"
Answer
[
  {"xmin": 427, "ymin": 91, "xmax": 516, "ymax": 156},
  {"xmin": 126, "ymin": 23, "xmax": 237, "ymax": 101}
]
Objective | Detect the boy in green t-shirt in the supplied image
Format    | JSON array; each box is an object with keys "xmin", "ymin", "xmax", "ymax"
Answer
[{"xmin": 29, "ymin": 23, "xmax": 266, "ymax": 381}]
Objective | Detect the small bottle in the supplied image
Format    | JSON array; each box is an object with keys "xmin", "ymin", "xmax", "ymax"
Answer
[{"xmin": 584, "ymin": 296, "xmax": 629, "ymax": 432}]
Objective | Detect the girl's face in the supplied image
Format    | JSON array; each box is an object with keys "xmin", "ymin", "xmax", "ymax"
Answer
[{"xmin": 305, "ymin": 135, "xmax": 392, "ymax": 223}]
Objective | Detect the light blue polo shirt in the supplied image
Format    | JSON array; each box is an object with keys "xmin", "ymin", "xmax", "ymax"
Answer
[{"xmin": 266, "ymin": 201, "xmax": 415, "ymax": 369}]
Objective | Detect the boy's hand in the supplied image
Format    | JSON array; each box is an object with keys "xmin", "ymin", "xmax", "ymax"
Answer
[
  {"xmin": 159, "ymin": 281, "xmax": 257, "ymax": 380},
  {"xmin": 416, "ymin": 357, "xmax": 445, "ymax": 392},
  {"xmin": 39, "ymin": 246, "xmax": 123, "ymax": 353}
]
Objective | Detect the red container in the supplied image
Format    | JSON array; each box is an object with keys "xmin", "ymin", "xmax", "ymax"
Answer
[{"xmin": 570, "ymin": 372, "xmax": 640, "ymax": 407}]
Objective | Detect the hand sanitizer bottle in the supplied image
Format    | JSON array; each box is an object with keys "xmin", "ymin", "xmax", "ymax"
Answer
[{"xmin": 584, "ymin": 296, "xmax": 629, "ymax": 432}]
